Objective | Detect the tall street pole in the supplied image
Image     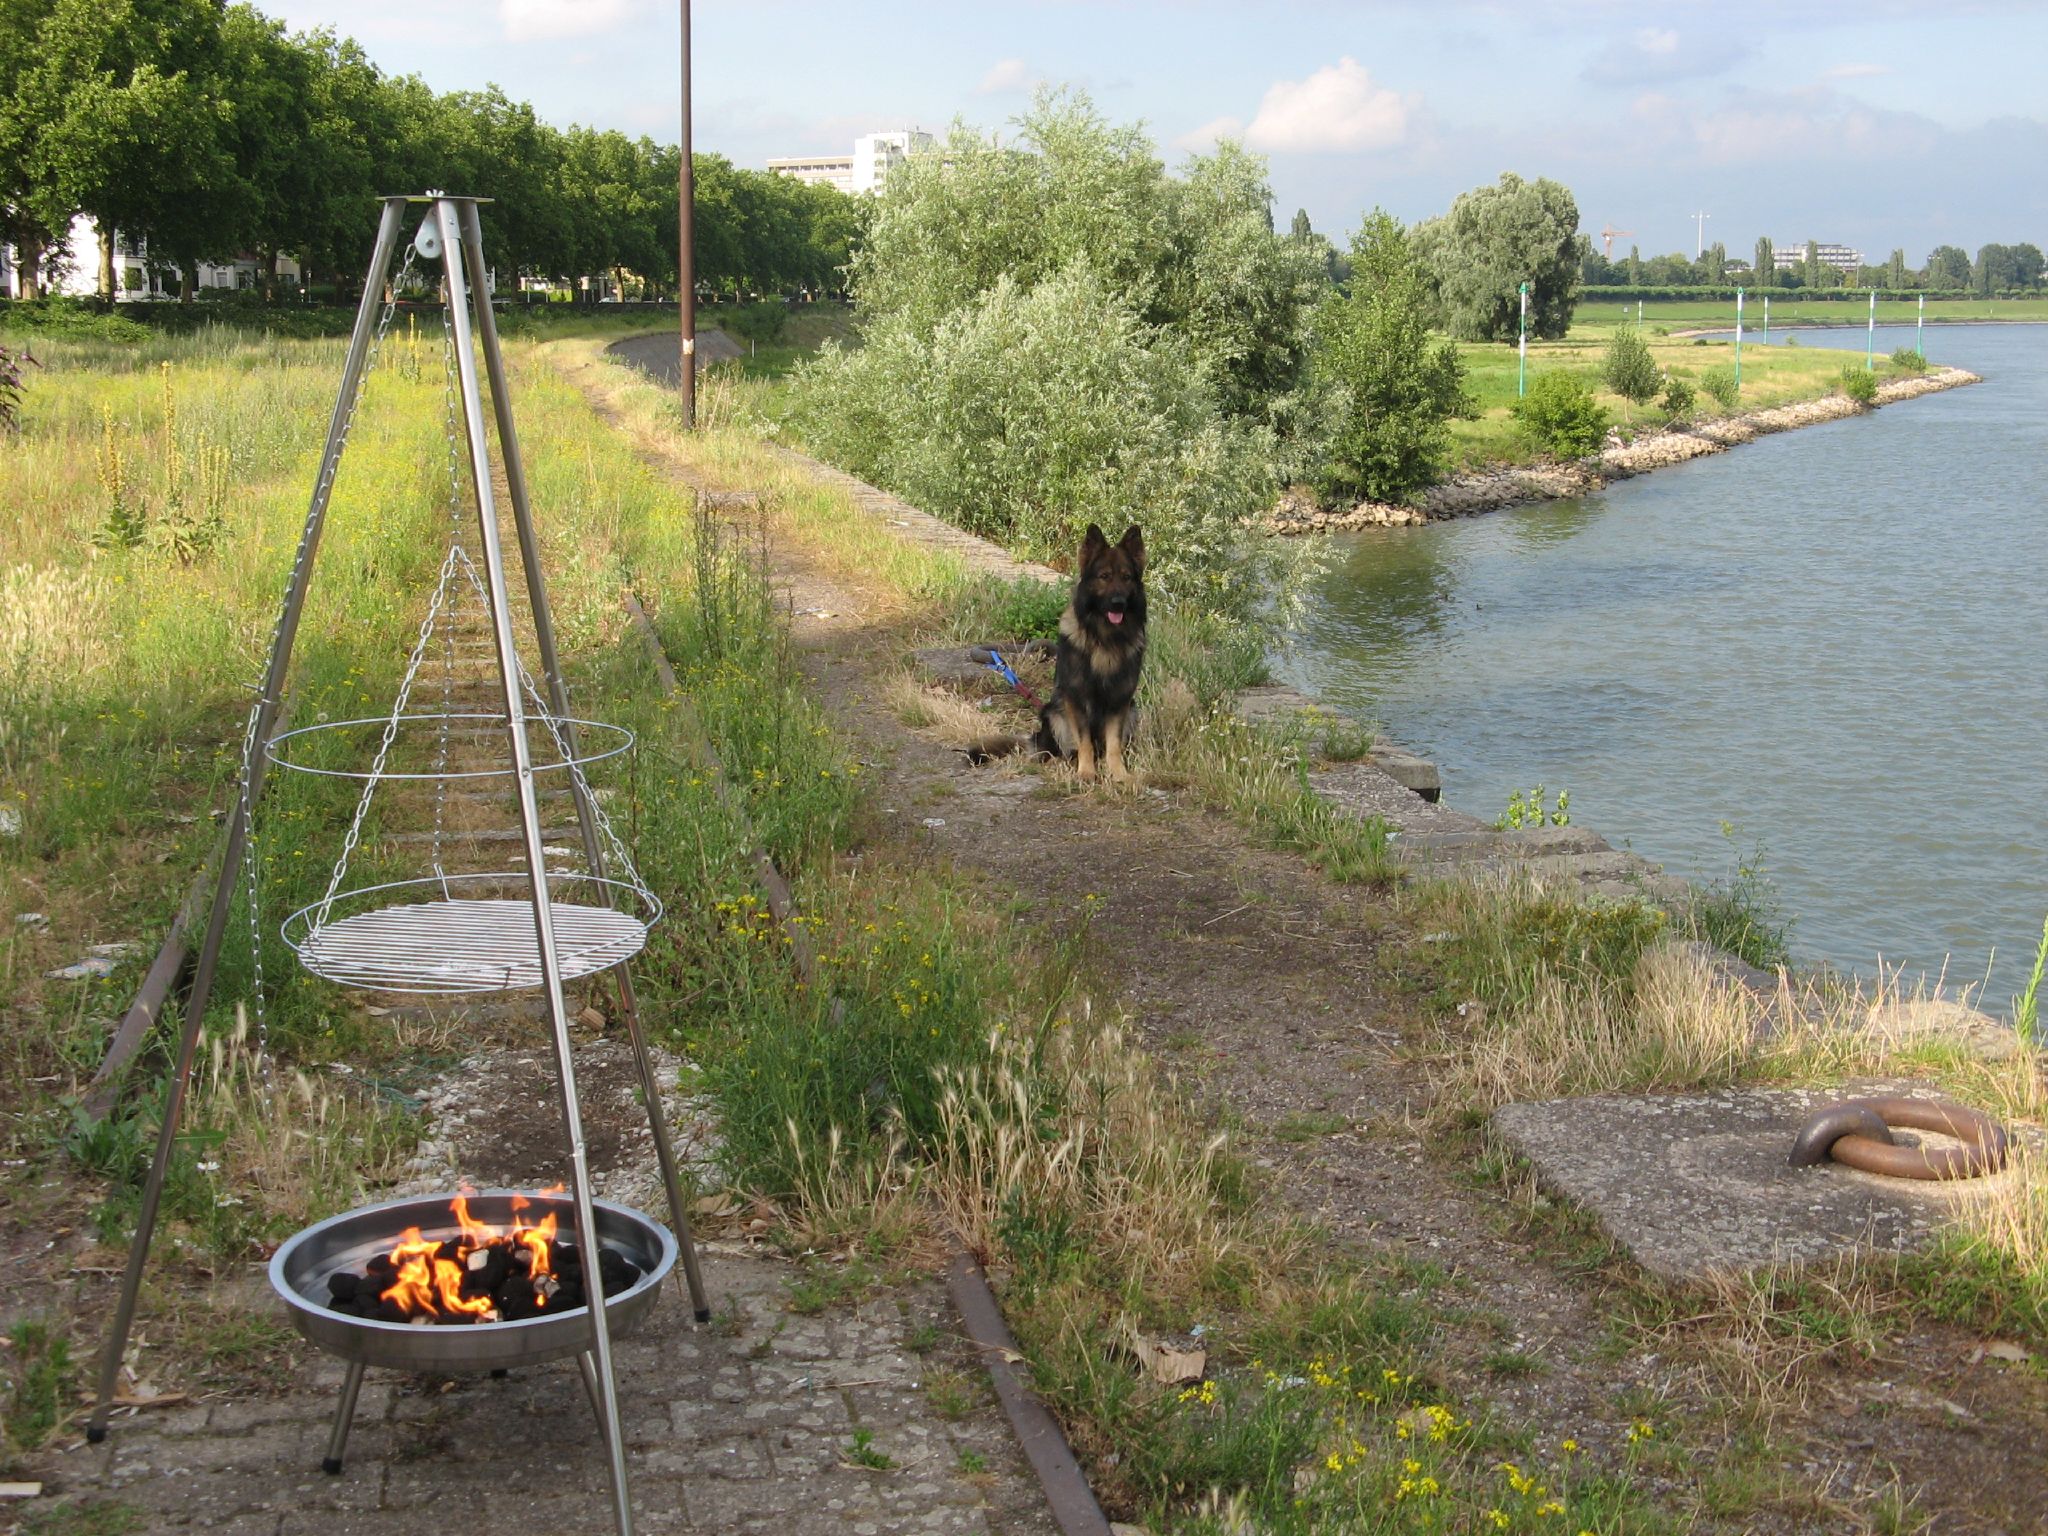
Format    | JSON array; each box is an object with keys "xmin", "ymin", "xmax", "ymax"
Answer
[
  {"xmin": 1734, "ymin": 287, "xmax": 1744, "ymax": 391},
  {"xmin": 677, "ymin": 0, "xmax": 696, "ymax": 428},
  {"xmin": 1517, "ymin": 282, "xmax": 1528, "ymax": 397}
]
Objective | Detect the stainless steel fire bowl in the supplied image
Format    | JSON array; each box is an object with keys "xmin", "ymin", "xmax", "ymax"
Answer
[{"xmin": 269, "ymin": 1190, "xmax": 676, "ymax": 1372}]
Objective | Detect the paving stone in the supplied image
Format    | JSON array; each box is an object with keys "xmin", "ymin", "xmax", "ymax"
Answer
[{"xmin": 58, "ymin": 1250, "xmax": 1053, "ymax": 1536}]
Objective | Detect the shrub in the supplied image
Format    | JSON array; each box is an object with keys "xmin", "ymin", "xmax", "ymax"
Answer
[
  {"xmin": 0, "ymin": 343, "xmax": 31, "ymax": 431},
  {"xmin": 725, "ymin": 300, "xmax": 790, "ymax": 346},
  {"xmin": 791, "ymin": 263, "xmax": 1302, "ymax": 627},
  {"xmin": 1659, "ymin": 376, "xmax": 1695, "ymax": 419},
  {"xmin": 1890, "ymin": 346, "xmax": 1928, "ymax": 373},
  {"xmin": 1699, "ymin": 365, "xmax": 1739, "ymax": 408},
  {"xmin": 1838, "ymin": 366, "xmax": 1879, "ymax": 406},
  {"xmin": 1601, "ymin": 325, "xmax": 1659, "ymax": 421},
  {"xmin": 1510, "ymin": 370, "xmax": 1607, "ymax": 458},
  {"xmin": 1312, "ymin": 211, "xmax": 1473, "ymax": 503}
]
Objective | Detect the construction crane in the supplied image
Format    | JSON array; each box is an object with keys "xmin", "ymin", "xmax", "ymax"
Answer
[{"xmin": 1600, "ymin": 225, "xmax": 1634, "ymax": 259}]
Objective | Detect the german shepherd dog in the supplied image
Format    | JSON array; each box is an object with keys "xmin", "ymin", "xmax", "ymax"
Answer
[{"xmin": 968, "ymin": 524, "xmax": 1146, "ymax": 783}]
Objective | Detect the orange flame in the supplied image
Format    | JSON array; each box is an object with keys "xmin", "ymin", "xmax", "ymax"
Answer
[{"xmin": 373, "ymin": 1194, "xmax": 568, "ymax": 1323}]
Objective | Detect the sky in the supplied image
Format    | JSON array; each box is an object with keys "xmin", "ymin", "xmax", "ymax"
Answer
[{"xmin": 260, "ymin": 0, "xmax": 2048, "ymax": 264}]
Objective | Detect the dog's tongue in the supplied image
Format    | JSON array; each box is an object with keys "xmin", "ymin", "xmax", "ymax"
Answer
[{"xmin": 1107, "ymin": 611, "xmax": 1124, "ymax": 625}]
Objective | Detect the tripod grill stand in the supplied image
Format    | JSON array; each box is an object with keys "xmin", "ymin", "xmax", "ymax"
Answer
[{"xmin": 86, "ymin": 194, "xmax": 708, "ymax": 1536}]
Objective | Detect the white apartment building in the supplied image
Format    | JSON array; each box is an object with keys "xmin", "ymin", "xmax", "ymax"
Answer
[
  {"xmin": 768, "ymin": 128, "xmax": 934, "ymax": 196},
  {"xmin": 1773, "ymin": 241, "xmax": 1864, "ymax": 275},
  {"xmin": 4, "ymin": 213, "xmax": 300, "ymax": 299},
  {"xmin": 764, "ymin": 154, "xmax": 855, "ymax": 194}
]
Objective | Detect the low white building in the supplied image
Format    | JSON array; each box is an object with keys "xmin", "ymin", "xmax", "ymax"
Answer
[
  {"xmin": 768, "ymin": 128, "xmax": 934, "ymax": 196},
  {"xmin": 4, "ymin": 213, "xmax": 300, "ymax": 299},
  {"xmin": 1774, "ymin": 241, "xmax": 1864, "ymax": 275},
  {"xmin": 765, "ymin": 153, "xmax": 855, "ymax": 194}
]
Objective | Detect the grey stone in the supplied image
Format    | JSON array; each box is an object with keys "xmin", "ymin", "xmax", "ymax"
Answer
[{"xmin": 1492, "ymin": 1081, "xmax": 2036, "ymax": 1281}]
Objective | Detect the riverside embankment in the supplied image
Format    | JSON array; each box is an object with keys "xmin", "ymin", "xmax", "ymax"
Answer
[
  {"xmin": 1272, "ymin": 364, "xmax": 1979, "ymax": 531},
  {"xmin": 1280, "ymin": 321, "xmax": 2046, "ymax": 1003}
]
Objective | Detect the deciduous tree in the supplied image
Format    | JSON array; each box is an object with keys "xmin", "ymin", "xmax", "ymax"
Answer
[
  {"xmin": 1312, "ymin": 210, "xmax": 1472, "ymax": 503},
  {"xmin": 1412, "ymin": 172, "xmax": 1589, "ymax": 342}
]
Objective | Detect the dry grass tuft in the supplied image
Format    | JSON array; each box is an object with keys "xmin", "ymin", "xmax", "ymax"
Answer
[
  {"xmin": 928, "ymin": 1011, "xmax": 1283, "ymax": 1302},
  {"xmin": 197, "ymin": 1006, "xmax": 414, "ymax": 1230}
]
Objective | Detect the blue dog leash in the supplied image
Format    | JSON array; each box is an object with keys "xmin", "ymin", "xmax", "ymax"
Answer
[{"xmin": 976, "ymin": 647, "xmax": 1044, "ymax": 712}]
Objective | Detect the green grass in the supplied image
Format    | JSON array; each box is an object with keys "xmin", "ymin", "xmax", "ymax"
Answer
[{"xmin": 1450, "ymin": 327, "xmax": 1899, "ymax": 469}]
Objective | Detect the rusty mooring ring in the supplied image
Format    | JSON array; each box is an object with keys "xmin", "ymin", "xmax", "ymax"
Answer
[{"xmin": 1788, "ymin": 1096, "xmax": 2010, "ymax": 1181}]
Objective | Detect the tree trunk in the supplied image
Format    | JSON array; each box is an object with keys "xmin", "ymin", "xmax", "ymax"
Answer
[
  {"xmin": 179, "ymin": 262, "xmax": 195, "ymax": 303},
  {"xmin": 16, "ymin": 231, "xmax": 42, "ymax": 300},
  {"xmin": 262, "ymin": 246, "xmax": 278, "ymax": 304},
  {"xmin": 97, "ymin": 221, "xmax": 116, "ymax": 301}
]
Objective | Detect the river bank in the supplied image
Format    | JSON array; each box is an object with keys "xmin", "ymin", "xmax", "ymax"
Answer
[{"xmin": 1272, "ymin": 364, "xmax": 1981, "ymax": 532}]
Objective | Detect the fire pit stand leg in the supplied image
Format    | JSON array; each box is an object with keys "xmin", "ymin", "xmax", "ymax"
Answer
[
  {"xmin": 614, "ymin": 973, "xmax": 711, "ymax": 1322},
  {"xmin": 576, "ymin": 1351, "xmax": 609, "ymax": 1446},
  {"xmin": 434, "ymin": 195, "xmax": 636, "ymax": 1536},
  {"xmin": 321, "ymin": 1359, "xmax": 368, "ymax": 1475}
]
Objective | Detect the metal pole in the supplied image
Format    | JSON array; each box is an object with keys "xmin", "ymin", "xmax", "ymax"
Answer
[
  {"xmin": 1517, "ymin": 282, "xmax": 1528, "ymax": 397},
  {"xmin": 677, "ymin": 0, "xmax": 696, "ymax": 428},
  {"xmin": 1735, "ymin": 287, "xmax": 1743, "ymax": 390},
  {"xmin": 1918, "ymin": 292, "xmax": 1925, "ymax": 360},
  {"xmin": 433, "ymin": 195, "xmax": 634, "ymax": 1536},
  {"xmin": 457, "ymin": 201, "xmax": 711, "ymax": 1323},
  {"xmin": 1763, "ymin": 293, "xmax": 1770, "ymax": 343},
  {"xmin": 1868, "ymin": 289, "xmax": 1877, "ymax": 369},
  {"xmin": 321, "ymin": 1359, "xmax": 368, "ymax": 1475},
  {"xmin": 87, "ymin": 197, "xmax": 410, "ymax": 1445}
]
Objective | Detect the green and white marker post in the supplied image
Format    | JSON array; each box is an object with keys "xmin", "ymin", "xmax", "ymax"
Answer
[
  {"xmin": 1763, "ymin": 293, "xmax": 1770, "ymax": 343},
  {"xmin": 1734, "ymin": 287, "xmax": 1744, "ymax": 390},
  {"xmin": 1867, "ymin": 289, "xmax": 1877, "ymax": 369},
  {"xmin": 1917, "ymin": 293, "xmax": 1925, "ymax": 360},
  {"xmin": 1518, "ymin": 281, "xmax": 1529, "ymax": 397}
]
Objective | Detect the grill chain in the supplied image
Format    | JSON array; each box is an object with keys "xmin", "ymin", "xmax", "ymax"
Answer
[{"xmin": 237, "ymin": 244, "xmax": 419, "ymax": 1074}]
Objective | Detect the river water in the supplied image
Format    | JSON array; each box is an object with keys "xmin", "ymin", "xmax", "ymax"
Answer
[{"xmin": 1280, "ymin": 323, "xmax": 2047, "ymax": 1007}]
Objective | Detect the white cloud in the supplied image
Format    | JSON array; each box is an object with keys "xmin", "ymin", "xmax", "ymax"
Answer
[
  {"xmin": 1825, "ymin": 62, "xmax": 1893, "ymax": 80},
  {"xmin": 979, "ymin": 58, "xmax": 1035, "ymax": 95},
  {"xmin": 1240, "ymin": 58, "xmax": 1412, "ymax": 154},
  {"xmin": 500, "ymin": 0, "xmax": 635, "ymax": 43}
]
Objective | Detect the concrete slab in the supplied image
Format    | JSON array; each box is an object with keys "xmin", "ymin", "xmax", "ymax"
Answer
[{"xmin": 1491, "ymin": 1081, "xmax": 2032, "ymax": 1282}]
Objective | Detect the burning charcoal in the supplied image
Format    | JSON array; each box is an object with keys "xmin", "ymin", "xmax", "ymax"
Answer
[
  {"xmin": 435, "ymin": 1238, "xmax": 465, "ymax": 1265},
  {"xmin": 499, "ymin": 1289, "xmax": 542, "ymax": 1322},
  {"xmin": 327, "ymin": 1272, "xmax": 361, "ymax": 1303},
  {"xmin": 597, "ymin": 1251, "xmax": 635, "ymax": 1289},
  {"xmin": 365, "ymin": 1253, "xmax": 396, "ymax": 1279},
  {"xmin": 536, "ymin": 1274, "xmax": 560, "ymax": 1302},
  {"xmin": 462, "ymin": 1247, "xmax": 510, "ymax": 1297},
  {"xmin": 374, "ymin": 1298, "xmax": 409, "ymax": 1324},
  {"xmin": 556, "ymin": 1283, "xmax": 585, "ymax": 1310}
]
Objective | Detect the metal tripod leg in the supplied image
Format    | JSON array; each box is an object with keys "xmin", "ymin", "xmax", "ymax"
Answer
[
  {"xmin": 435, "ymin": 195, "xmax": 633, "ymax": 1536},
  {"xmin": 611, "ymin": 970, "xmax": 711, "ymax": 1318},
  {"xmin": 576, "ymin": 1350, "xmax": 609, "ymax": 1446},
  {"xmin": 457, "ymin": 199, "xmax": 711, "ymax": 1324},
  {"xmin": 86, "ymin": 198, "xmax": 410, "ymax": 1445},
  {"xmin": 322, "ymin": 1359, "xmax": 368, "ymax": 1475}
]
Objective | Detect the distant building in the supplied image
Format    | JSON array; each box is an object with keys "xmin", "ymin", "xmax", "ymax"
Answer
[
  {"xmin": 769, "ymin": 128, "xmax": 934, "ymax": 196},
  {"xmin": 2, "ymin": 214, "xmax": 300, "ymax": 299},
  {"xmin": 1774, "ymin": 241, "xmax": 1864, "ymax": 275},
  {"xmin": 765, "ymin": 154, "xmax": 855, "ymax": 194}
]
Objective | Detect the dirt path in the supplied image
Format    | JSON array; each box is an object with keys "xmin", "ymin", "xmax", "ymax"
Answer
[{"xmin": 573, "ymin": 355, "xmax": 2048, "ymax": 1534}]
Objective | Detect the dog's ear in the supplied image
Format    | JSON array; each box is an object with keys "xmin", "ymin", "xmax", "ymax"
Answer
[
  {"xmin": 1118, "ymin": 524, "xmax": 1145, "ymax": 576},
  {"xmin": 1080, "ymin": 524, "xmax": 1109, "ymax": 566}
]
